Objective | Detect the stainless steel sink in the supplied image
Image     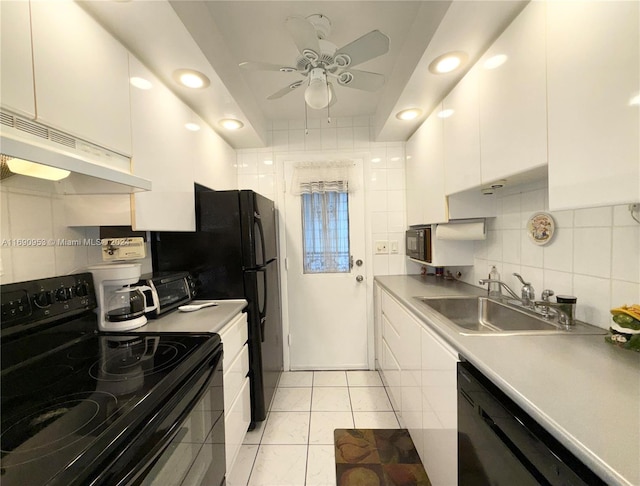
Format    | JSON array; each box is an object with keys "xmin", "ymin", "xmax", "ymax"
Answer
[{"xmin": 414, "ymin": 296, "xmax": 606, "ymax": 335}]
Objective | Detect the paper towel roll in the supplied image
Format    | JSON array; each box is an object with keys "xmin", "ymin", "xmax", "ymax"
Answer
[{"xmin": 435, "ymin": 221, "xmax": 486, "ymax": 240}]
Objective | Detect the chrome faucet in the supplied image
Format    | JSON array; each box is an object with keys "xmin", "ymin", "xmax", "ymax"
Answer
[
  {"xmin": 478, "ymin": 279, "xmax": 521, "ymax": 301},
  {"xmin": 533, "ymin": 301, "xmax": 572, "ymax": 327},
  {"xmin": 513, "ymin": 273, "xmax": 535, "ymax": 306}
]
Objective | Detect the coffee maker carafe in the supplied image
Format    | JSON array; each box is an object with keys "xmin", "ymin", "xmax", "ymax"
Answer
[{"xmin": 89, "ymin": 263, "xmax": 157, "ymax": 331}]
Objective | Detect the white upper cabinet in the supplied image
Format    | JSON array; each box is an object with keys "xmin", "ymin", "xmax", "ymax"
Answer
[
  {"xmin": 30, "ymin": 0, "xmax": 132, "ymax": 156},
  {"xmin": 406, "ymin": 107, "xmax": 448, "ymax": 225},
  {"xmin": 546, "ymin": 0, "xmax": 639, "ymax": 209},
  {"xmin": 193, "ymin": 119, "xmax": 237, "ymax": 191},
  {"xmin": 129, "ymin": 57, "xmax": 196, "ymax": 231},
  {"xmin": 478, "ymin": 2, "xmax": 547, "ymax": 185},
  {"xmin": 0, "ymin": 2, "xmax": 35, "ymax": 118},
  {"xmin": 443, "ymin": 67, "xmax": 482, "ymax": 195}
]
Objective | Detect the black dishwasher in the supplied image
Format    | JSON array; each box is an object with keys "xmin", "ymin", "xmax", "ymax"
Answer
[{"xmin": 457, "ymin": 360, "xmax": 606, "ymax": 486}]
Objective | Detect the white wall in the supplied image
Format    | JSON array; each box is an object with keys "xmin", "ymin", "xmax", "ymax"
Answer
[
  {"xmin": 0, "ymin": 185, "xmax": 153, "ymax": 283},
  {"xmin": 453, "ymin": 182, "xmax": 640, "ymax": 330},
  {"xmin": 236, "ymin": 115, "xmax": 409, "ymax": 278}
]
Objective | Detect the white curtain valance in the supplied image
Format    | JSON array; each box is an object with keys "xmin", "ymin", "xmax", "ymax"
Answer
[{"xmin": 290, "ymin": 160, "xmax": 358, "ymax": 195}]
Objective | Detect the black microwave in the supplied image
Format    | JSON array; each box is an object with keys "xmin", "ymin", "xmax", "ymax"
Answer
[{"xmin": 406, "ymin": 227, "xmax": 432, "ymax": 263}]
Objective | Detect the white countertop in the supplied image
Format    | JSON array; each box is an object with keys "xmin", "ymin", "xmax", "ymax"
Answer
[
  {"xmin": 137, "ymin": 299, "xmax": 248, "ymax": 334},
  {"xmin": 375, "ymin": 275, "xmax": 640, "ymax": 486}
]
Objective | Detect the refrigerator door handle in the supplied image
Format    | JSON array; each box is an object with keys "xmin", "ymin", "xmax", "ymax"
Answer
[
  {"xmin": 254, "ymin": 211, "xmax": 267, "ymax": 267},
  {"xmin": 259, "ymin": 267, "xmax": 268, "ymax": 342}
]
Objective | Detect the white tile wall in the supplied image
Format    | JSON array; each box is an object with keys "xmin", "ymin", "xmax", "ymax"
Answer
[
  {"xmin": 459, "ymin": 184, "xmax": 640, "ymax": 329},
  {"xmin": 0, "ymin": 186, "xmax": 152, "ymax": 284},
  {"xmin": 236, "ymin": 117, "xmax": 409, "ymax": 277}
]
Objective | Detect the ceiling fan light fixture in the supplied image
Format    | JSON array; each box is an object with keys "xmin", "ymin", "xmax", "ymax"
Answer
[
  {"xmin": 396, "ymin": 108, "xmax": 422, "ymax": 121},
  {"xmin": 304, "ymin": 68, "xmax": 332, "ymax": 110},
  {"xmin": 429, "ymin": 51, "xmax": 468, "ymax": 74},
  {"xmin": 219, "ymin": 118, "xmax": 244, "ymax": 130},
  {"xmin": 173, "ymin": 69, "xmax": 210, "ymax": 89}
]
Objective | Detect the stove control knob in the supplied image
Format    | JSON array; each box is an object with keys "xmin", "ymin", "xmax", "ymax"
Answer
[
  {"xmin": 34, "ymin": 291, "xmax": 53, "ymax": 308},
  {"xmin": 55, "ymin": 287, "xmax": 71, "ymax": 302},
  {"xmin": 75, "ymin": 282, "xmax": 90, "ymax": 297}
]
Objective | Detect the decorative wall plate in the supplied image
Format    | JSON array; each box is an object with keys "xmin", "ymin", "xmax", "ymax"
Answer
[{"xmin": 527, "ymin": 212, "xmax": 555, "ymax": 246}]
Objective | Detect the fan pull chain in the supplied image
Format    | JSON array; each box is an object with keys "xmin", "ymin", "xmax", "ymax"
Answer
[
  {"xmin": 326, "ymin": 82, "xmax": 331, "ymax": 125},
  {"xmin": 304, "ymin": 99, "xmax": 309, "ymax": 135}
]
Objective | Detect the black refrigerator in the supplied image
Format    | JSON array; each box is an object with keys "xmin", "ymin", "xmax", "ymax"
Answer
[{"xmin": 151, "ymin": 189, "xmax": 283, "ymax": 426}]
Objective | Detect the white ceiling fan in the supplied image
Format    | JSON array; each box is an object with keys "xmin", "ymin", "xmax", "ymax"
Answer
[{"xmin": 239, "ymin": 14, "xmax": 390, "ymax": 111}]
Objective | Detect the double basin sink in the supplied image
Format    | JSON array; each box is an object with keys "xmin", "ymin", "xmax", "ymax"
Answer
[{"xmin": 414, "ymin": 295, "xmax": 605, "ymax": 335}]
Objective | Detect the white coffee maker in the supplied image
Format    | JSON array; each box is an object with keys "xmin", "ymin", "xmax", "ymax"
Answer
[{"xmin": 88, "ymin": 263, "xmax": 156, "ymax": 331}]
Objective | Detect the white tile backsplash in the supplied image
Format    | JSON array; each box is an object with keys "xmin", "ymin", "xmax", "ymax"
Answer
[
  {"xmin": 1, "ymin": 186, "xmax": 152, "ymax": 284},
  {"xmin": 467, "ymin": 184, "xmax": 640, "ymax": 329},
  {"xmin": 573, "ymin": 227, "xmax": 612, "ymax": 278}
]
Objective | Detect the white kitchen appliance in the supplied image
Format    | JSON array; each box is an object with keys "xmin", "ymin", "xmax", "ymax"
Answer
[{"xmin": 88, "ymin": 263, "xmax": 156, "ymax": 331}]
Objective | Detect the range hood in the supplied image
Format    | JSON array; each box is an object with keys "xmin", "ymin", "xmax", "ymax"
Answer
[{"xmin": 0, "ymin": 110, "xmax": 151, "ymax": 194}]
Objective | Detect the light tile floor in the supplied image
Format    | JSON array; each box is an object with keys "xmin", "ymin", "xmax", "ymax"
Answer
[{"xmin": 226, "ymin": 370, "xmax": 400, "ymax": 486}]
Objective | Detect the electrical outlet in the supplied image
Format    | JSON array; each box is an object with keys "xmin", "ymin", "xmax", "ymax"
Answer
[
  {"xmin": 375, "ymin": 240, "xmax": 389, "ymax": 254},
  {"xmin": 390, "ymin": 240, "xmax": 399, "ymax": 254}
]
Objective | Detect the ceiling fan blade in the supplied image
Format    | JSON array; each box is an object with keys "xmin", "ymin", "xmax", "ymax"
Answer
[
  {"xmin": 334, "ymin": 30, "xmax": 390, "ymax": 68},
  {"xmin": 285, "ymin": 17, "xmax": 321, "ymax": 56},
  {"xmin": 337, "ymin": 70, "xmax": 385, "ymax": 91},
  {"xmin": 267, "ymin": 80, "xmax": 304, "ymax": 100},
  {"xmin": 239, "ymin": 61, "xmax": 297, "ymax": 73}
]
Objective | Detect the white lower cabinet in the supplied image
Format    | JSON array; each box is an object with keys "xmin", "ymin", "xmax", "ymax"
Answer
[
  {"xmin": 378, "ymin": 289, "xmax": 459, "ymax": 486},
  {"xmin": 217, "ymin": 312, "xmax": 250, "ymax": 474}
]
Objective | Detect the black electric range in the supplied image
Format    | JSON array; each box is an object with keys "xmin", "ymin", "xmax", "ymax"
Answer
[{"xmin": 0, "ymin": 273, "xmax": 225, "ymax": 486}]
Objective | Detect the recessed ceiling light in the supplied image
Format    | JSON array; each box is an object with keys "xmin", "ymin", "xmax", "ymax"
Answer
[
  {"xmin": 263, "ymin": 159, "xmax": 273, "ymax": 165},
  {"xmin": 483, "ymin": 54, "xmax": 508, "ymax": 70},
  {"xmin": 219, "ymin": 118, "xmax": 244, "ymax": 130},
  {"xmin": 173, "ymin": 69, "xmax": 210, "ymax": 89},
  {"xmin": 428, "ymin": 51, "xmax": 468, "ymax": 74},
  {"xmin": 396, "ymin": 108, "xmax": 423, "ymax": 121},
  {"xmin": 371, "ymin": 157, "xmax": 382, "ymax": 163},
  {"xmin": 130, "ymin": 77, "xmax": 152, "ymax": 90},
  {"xmin": 185, "ymin": 123, "xmax": 201, "ymax": 131},
  {"xmin": 437, "ymin": 109, "xmax": 455, "ymax": 118}
]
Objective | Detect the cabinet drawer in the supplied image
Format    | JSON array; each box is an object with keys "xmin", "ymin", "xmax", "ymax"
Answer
[
  {"xmin": 225, "ymin": 377, "xmax": 251, "ymax": 473},
  {"xmin": 223, "ymin": 344, "xmax": 249, "ymax": 412},
  {"xmin": 382, "ymin": 292, "xmax": 410, "ymax": 333},
  {"xmin": 381, "ymin": 339, "xmax": 402, "ymax": 414},
  {"xmin": 382, "ymin": 314, "xmax": 401, "ymax": 357},
  {"xmin": 218, "ymin": 313, "xmax": 248, "ymax": 372}
]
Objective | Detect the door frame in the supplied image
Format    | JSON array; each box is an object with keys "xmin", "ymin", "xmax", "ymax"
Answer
[{"xmin": 275, "ymin": 151, "xmax": 375, "ymax": 372}]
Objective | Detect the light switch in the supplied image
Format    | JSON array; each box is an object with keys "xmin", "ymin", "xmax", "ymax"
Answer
[
  {"xmin": 390, "ymin": 240, "xmax": 399, "ymax": 254},
  {"xmin": 375, "ymin": 240, "xmax": 389, "ymax": 254}
]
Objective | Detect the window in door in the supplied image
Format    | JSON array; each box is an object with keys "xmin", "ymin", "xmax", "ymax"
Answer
[{"xmin": 301, "ymin": 190, "xmax": 350, "ymax": 274}]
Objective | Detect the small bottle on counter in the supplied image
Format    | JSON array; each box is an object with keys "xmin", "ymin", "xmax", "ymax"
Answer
[{"xmin": 488, "ymin": 266, "xmax": 501, "ymax": 298}]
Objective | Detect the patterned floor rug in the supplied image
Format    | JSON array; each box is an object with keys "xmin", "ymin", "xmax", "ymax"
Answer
[{"xmin": 334, "ymin": 429, "xmax": 431, "ymax": 486}]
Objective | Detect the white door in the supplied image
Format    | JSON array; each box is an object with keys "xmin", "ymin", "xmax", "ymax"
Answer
[{"xmin": 283, "ymin": 158, "xmax": 368, "ymax": 370}]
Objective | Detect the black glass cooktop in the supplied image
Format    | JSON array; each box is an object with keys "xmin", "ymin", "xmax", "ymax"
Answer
[{"xmin": 0, "ymin": 326, "xmax": 220, "ymax": 486}]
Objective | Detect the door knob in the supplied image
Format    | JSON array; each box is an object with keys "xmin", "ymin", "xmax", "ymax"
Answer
[
  {"xmin": 356, "ymin": 275, "xmax": 364, "ymax": 282},
  {"xmin": 355, "ymin": 259, "xmax": 363, "ymax": 267}
]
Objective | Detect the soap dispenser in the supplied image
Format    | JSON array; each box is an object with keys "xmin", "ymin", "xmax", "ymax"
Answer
[{"xmin": 488, "ymin": 266, "xmax": 501, "ymax": 298}]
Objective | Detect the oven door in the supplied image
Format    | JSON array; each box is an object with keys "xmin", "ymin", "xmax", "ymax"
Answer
[
  {"xmin": 135, "ymin": 354, "xmax": 225, "ymax": 486},
  {"xmin": 97, "ymin": 345, "xmax": 226, "ymax": 486}
]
